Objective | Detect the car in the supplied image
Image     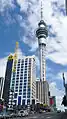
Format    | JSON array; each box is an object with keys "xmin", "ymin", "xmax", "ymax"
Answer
[
  {"xmin": 39, "ymin": 110, "xmax": 43, "ymax": 113},
  {"xmin": 18, "ymin": 110, "xmax": 26, "ymax": 117},
  {"xmin": 24, "ymin": 110, "xmax": 28, "ymax": 116},
  {"xmin": 57, "ymin": 110, "xmax": 61, "ymax": 113},
  {"xmin": 9, "ymin": 113, "xmax": 18, "ymax": 117}
]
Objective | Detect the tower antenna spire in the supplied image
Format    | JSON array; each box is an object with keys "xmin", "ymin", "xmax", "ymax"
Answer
[{"xmin": 41, "ymin": 1, "xmax": 43, "ymax": 20}]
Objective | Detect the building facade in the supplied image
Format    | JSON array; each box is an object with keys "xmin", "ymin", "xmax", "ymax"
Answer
[
  {"xmin": 0, "ymin": 77, "xmax": 4, "ymax": 99},
  {"xmin": 3, "ymin": 55, "xmax": 13, "ymax": 106},
  {"xmin": 36, "ymin": 80, "xmax": 49, "ymax": 106},
  {"xmin": 9, "ymin": 56, "xmax": 36, "ymax": 108},
  {"xmin": 49, "ymin": 96, "xmax": 56, "ymax": 111}
]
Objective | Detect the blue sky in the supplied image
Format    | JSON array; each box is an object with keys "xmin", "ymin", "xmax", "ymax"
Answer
[{"xmin": 0, "ymin": 0, "xmax": 67, "ymax": 109}]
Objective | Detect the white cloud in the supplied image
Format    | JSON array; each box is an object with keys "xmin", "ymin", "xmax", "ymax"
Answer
[
  {"xmin": 0, "ymin": 0, "xmax": 15, "ymax": 12},
  {"xmin": 17, "ymin": 48, "xmax": 25, "ymax": 59},
  {"xmin": 0, "ymin": 57, "xmax": 7, "ymax": 78},
  {"xmin": 49, "ymin": 82, "xmax": 65, "ymax": 110}
]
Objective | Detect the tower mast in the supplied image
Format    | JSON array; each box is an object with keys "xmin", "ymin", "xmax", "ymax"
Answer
[{"xmin": 41, "ymin": 1, "xmax": 43, "ymax": 20}]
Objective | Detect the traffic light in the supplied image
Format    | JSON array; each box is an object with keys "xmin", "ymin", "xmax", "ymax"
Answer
[{"xmin": 62, "ymin": 95, "xmax": 67, "ymax": 106}]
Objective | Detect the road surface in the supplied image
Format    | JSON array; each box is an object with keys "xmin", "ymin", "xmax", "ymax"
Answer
[{"xmin": 12, "ymin": 112, "xmax": 67, "ymax": 119}]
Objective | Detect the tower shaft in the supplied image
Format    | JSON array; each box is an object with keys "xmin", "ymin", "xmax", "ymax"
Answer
[{"xmin": 39, "ymin": 42, "xmax": 46, "ymax": 81}]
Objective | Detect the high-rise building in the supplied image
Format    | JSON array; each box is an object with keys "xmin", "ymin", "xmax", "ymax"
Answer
[
  {"xmin": 36, "ymin": 2, "xmax": 48, "ymax": 81},
  {"xmin": 9, "ymin": 56, "xmax": 36, "ymax": 108},
  {"xmin": 3, "ymin": 55, "xmax": 13, "ymax": 106},
  {"xmin": 36, "ymin": 80, "xmax": 49, "ymax": 105},
  {"xmin": 0, "ymin": 77, "xmax": 4, "ymax": 99}
]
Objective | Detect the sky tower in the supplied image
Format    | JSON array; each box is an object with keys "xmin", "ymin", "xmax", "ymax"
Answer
[{"xmin": 36, "ymin": 1, "xmax": 48, "ymax": 81}]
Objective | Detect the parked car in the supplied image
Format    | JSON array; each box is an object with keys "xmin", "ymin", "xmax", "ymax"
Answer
[
  {"xmin": 9, "ymin": 113, "xmax": 18, "ymax": 117},
  {"xmin": 57, "ymin": 109, "xmax": 61, "ymax": 113},
  {"xmin": 18, "ymin": 110, "xmax": 26, "ymax": 117}
]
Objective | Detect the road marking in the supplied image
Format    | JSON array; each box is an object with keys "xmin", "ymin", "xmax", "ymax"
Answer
[
  {"xmin": 29, "ymin": 116, "xmax": 37, "ymax": 118},
  {"xmin": 47, "ymin": 117, "xmax": 52, "ymax": 118}
]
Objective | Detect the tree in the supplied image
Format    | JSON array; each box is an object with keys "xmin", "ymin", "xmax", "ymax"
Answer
[{"xmin": 62, "ymin": 95, "xmax": 67, "ymax": 106}]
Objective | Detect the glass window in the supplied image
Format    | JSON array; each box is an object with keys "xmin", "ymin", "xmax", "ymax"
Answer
[
  {"xmin": 12, "ymin": 78, "xmax": 15, "ymax": 80},
  {"xmin": 27, "ymin": 95, "xmax": 30, "ymax": 98},
  {"xmin": 23, "ymin": 92, "xmax": 26, "ymax": 95},
  {"xmin": 20, "ymin": 80, "xmax": 22, "ymax": 83},
  {"xmin": 19, "ymin": 90, "xmax": 22, "ymax": 92},
  {"xmin": 25, "ymin": 62, "xmax": 27, "ymax": 65},
  {"xmin": 24, "ymin": 80, "xmax": 27, "ymax": 83},
  {"xmin": 21, "ymin": 71, "xmax": 23, "ymax": 74},
  {"xmin": 15, "ymin": 86, "xmax": 18, "ymax": 89},
  {"xmin": 14, "ymin": 93, "xmax": 17, "ymax": 98},
  {"xmin": 16, "ymin": 77, "xmax": 19, "ymax": 79},
  {"xmin": 19, "ymin": 93, "xmax": 22, "ymax": 95},
  {"xmin": 22, "ymin": 100, "xmax": 25, "ymax": 105},
  {"xmin": 24, "ymin": 75, "xmax": 27, "ymax": 78},
  {"xmin": 17, "ymin": 69, "xmax": 19, "ymax": 71},
  {"xmin": 12, "ymin": 81, "xmax": 15, "ymax": 84},
  {"xmin": 24, "ymin": 85, "xmax": 26, "ymax": 88},
  {"xmin": 21, "ymin": 63, "xmax": 24, "ymax": 66},
  {"xmin": 18, "ymin": 96, "xmax": 21, "ymax": 105},
  {"xmin": 24, "ymin": 83, "xmax": 26, "ymax": 86},
  {"xmin": 20, "ymin": 83, "xmax": 22, "ymax": 86},
  {"xmin": 25, "ymin": 65, "xmax": 27, "ymax": 68},
  {"xmin": 12, "ymin": 84, "xmax": 14, "ymax": 86},
  {"xmin": 24, "ymin": 71, "xmax": 27, "ymax": 74},
  {"xmin": 23, "ymin": 89, "xmax": 26, "ymax": 92},
  {"xmin": 24, "ymin": 76, "xmax": 27, "ymax": 79},
  {"xmin": 20, "ymin": 77, "xmax": 23, "ymax": 79},
  {"xmin": 23, "ymin": 95, "xmax": 26, "ymax": 98},
  {"xmin": 16, "ymin": 83, "xmax": 18, "ymax": 86},
  {"xmin": 19, "ymin": 87, "xmax": 22, "ymax": 90},
  {"xmin": 28, "ymin": 88, "xmax": 30, "ymax": 91},
  {"xmin": 27, "ymin": 99, "xmax": 30, "ymax": 104},
  {"xmin": 15, "ymin": 89, "xmax": 18, "ymax": 92}
]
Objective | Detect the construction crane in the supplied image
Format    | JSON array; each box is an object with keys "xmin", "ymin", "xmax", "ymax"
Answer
[{"xmin": 12, "ymin": 42, "xmax": 19, "ymax": 72}]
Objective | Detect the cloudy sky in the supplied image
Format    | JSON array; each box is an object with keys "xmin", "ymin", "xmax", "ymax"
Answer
[{"xmin": 0, "ymin": 0, "xmax": 67, "ymax": 110}]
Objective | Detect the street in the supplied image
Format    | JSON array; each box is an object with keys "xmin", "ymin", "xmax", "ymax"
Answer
[{"xmin": 11, "ymin": 112, "xmax": 67, "ymax": 119}]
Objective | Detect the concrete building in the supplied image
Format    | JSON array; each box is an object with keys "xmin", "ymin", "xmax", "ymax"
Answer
[
  {"xmin": 3, "ymin": 55, "xmax": 13, "ymax": 106},
  {"xmin": 0, "ymin": 77, "xmax": 4, "ymax": 99},
  {"xmin": 36, "ymin": 80, "xmax": 49, "ymax": 105},
  {"xmin": 9, "ymin": 56, "xmax": 36, "ymax": 108}
]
